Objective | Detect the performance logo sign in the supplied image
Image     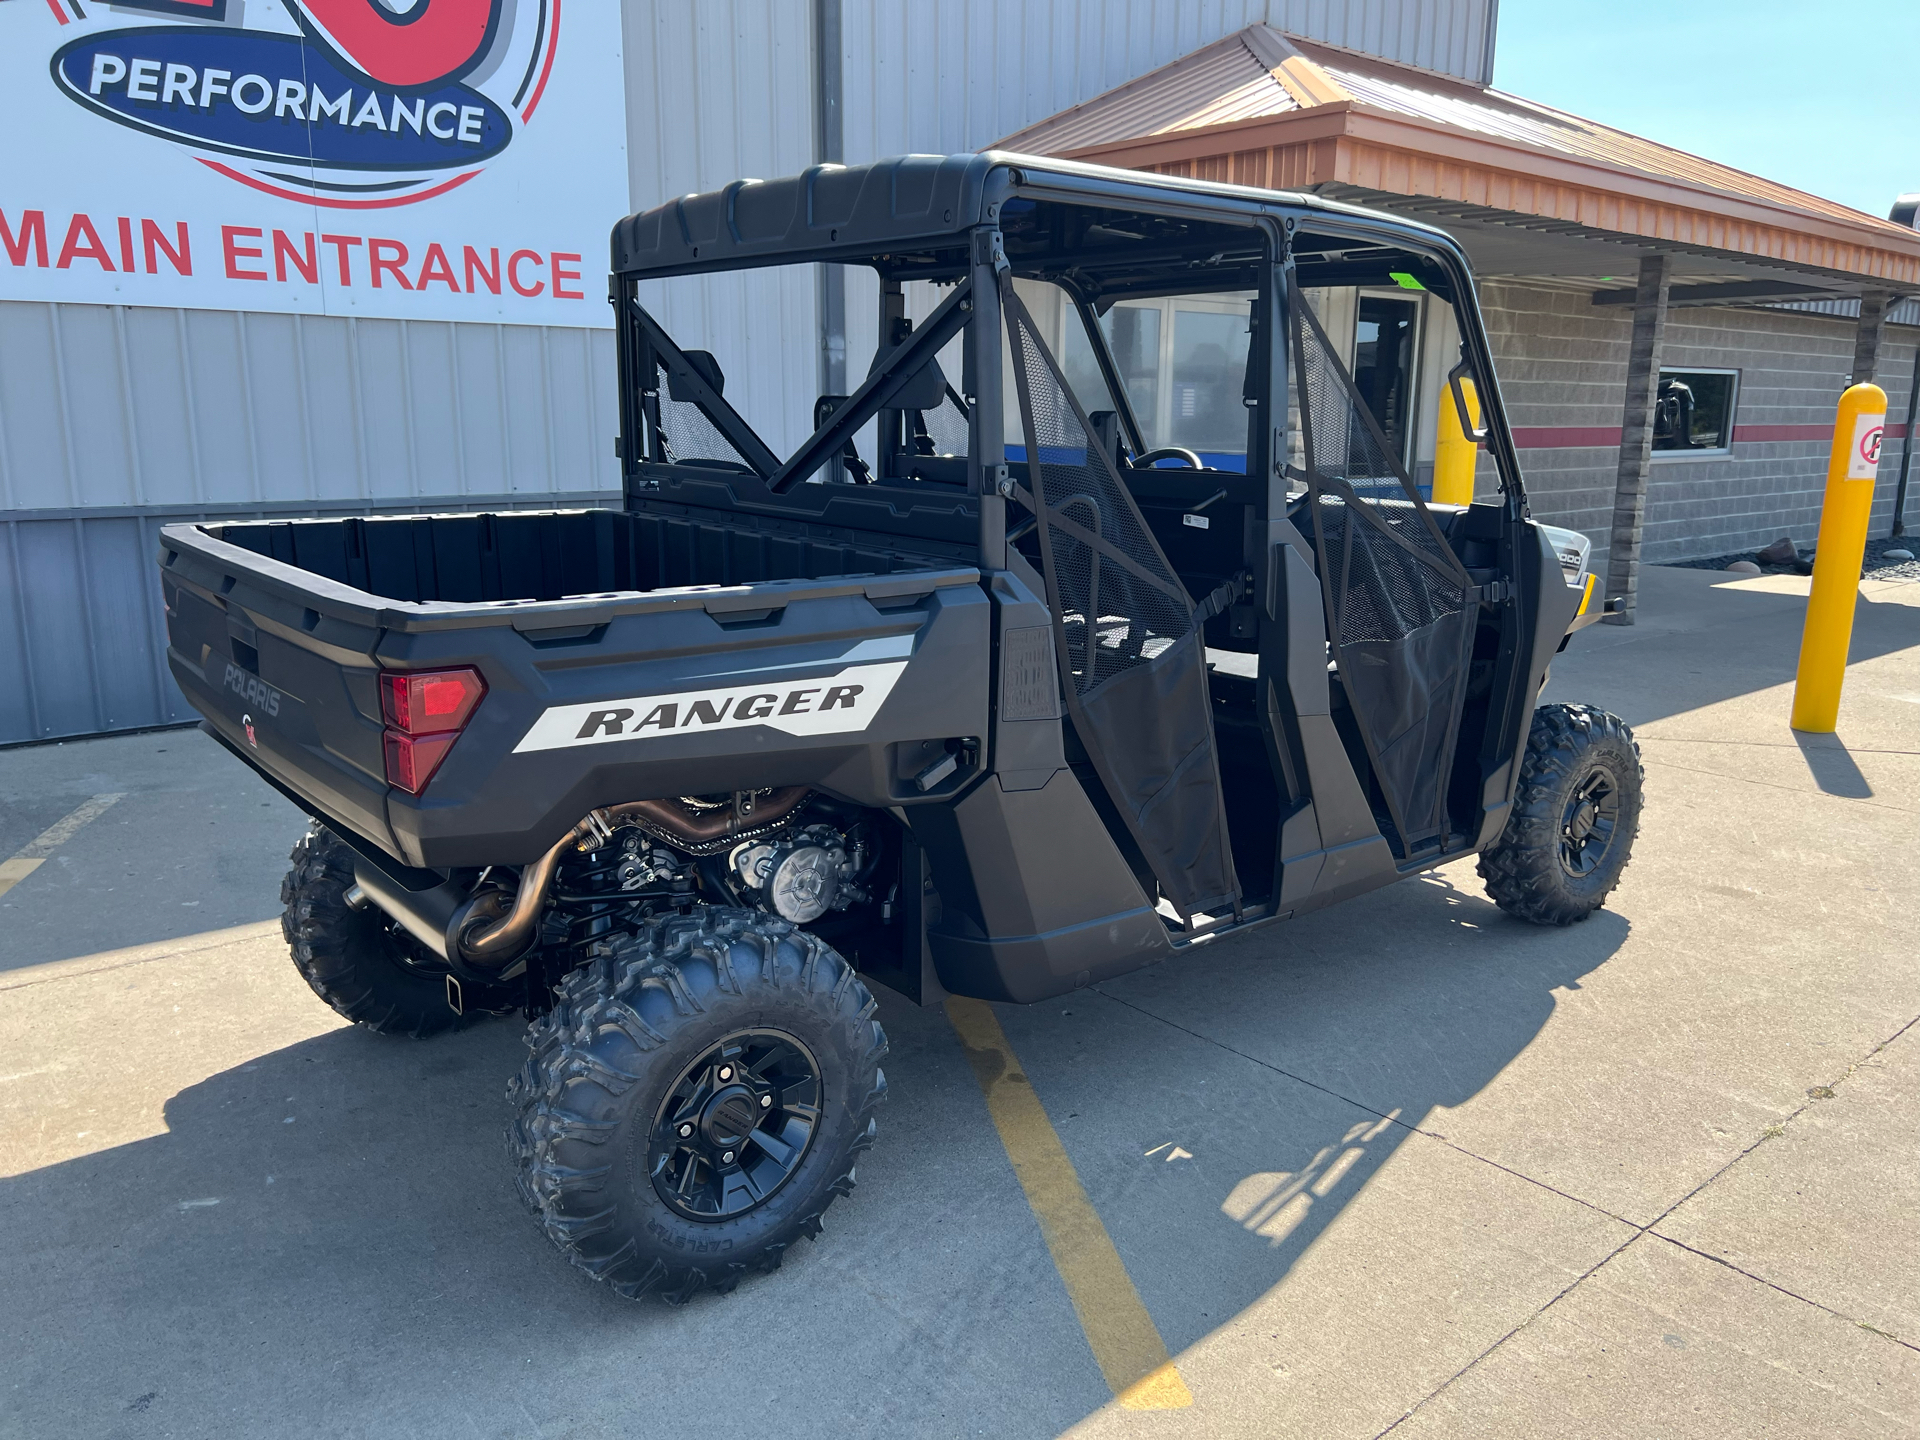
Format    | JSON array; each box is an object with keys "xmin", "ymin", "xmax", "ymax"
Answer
[{"xmin": 2, "ymin": 0, "xmax": 623, "ymax": 324}]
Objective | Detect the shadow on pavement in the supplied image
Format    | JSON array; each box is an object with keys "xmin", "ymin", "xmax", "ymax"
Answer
[
  {"xmin": 1791, "ymin": 730, "xmax": 1875, "ymax": 797},
  {"xmin": 1555, "ymin": 567, "xmax": 1919, "ymax": 729},
  {"xmin": 0, "ymin": 868, "xmax": 1624, "ymax": 1438},
  {"xmin": 1025, "ymin": 865, "xmax": 1629, "ymax": 1361}
]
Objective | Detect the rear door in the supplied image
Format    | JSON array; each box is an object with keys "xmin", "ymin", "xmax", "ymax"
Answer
[{"xmin": 999, "ymin": 278, "xmax": 1240, "ymax": 922}]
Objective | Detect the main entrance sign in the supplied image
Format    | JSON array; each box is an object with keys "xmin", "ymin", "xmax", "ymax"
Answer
[{"xmin": 4, "ymin": 0, "xmax": 623, "ymax": 324}]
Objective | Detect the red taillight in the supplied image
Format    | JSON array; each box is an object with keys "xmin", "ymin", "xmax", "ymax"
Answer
[
  {"xmin": 379, "ymin": 667, "xmax": 486, "ymax": 794},
  {"xmin": 381, "ymin": 668, "xmax": 486, "ymax": 734},
  {"xmin": 383, "ymin": 730, "xmax": 460, "ymax": 794}
]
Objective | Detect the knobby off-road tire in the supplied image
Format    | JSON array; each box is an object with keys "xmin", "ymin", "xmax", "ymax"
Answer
[
  {"xmin": 1479, "ymin": 703, "xmax": 1644, "ymax": 926},
  {"xmin": 280, "ymin": 822, "xmax": 471, "ymax": 1037},
  {"xmin": 507, "ymin": 907, "xmax": 888, "ymax": 1303}
]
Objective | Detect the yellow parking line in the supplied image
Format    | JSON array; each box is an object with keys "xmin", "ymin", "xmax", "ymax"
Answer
[
  {"xmin": 945, "ymin": 996, "xmax": 1192, "ymax": 1410},
  {"xmin": 0, "ymin": 794, "xmax": 125, "ymax": 898}
]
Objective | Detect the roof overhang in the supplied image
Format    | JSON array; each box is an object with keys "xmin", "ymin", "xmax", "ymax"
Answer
[
  {"xmin": 1042, "ymin": 102, "xmax": 1920, "ymax": 291},
  {"xmin": 994, "ymin": 25, "xmax": 1920, "ymax": 298}
]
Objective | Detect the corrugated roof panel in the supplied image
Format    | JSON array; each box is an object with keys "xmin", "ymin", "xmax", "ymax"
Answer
[
  {"xmin": 1179, "ymin": 68, "xmax": 1300, "ymax": 132},
  {"xmin": 1312, "ymin": 54, "xmax": 1912, "ymax": 237},
  {"xmin": 1002, "ymin": 22, "xmax": 1917, "ymax": 250},
  {"xmin": 997, "ymin": 33, "xmax": 1293, "ymax": 155}
]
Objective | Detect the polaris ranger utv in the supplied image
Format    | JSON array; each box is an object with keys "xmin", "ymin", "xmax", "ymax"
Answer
[{"xmin": 157, "ymin": 152, "xmax": 1640, "ymax": 1303}]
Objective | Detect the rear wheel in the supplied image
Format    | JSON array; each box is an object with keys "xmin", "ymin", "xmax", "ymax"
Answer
[
  {"xmin": 280, "ymin": 822, "xmax": 471, "ymax": 1037},
  {"xmin": 1479, "ymin": 703, "xmax": 1643, "ymax": 925},
  {"xmin": 506, "ymin": 908, "xmax": 888, "ymax": 1303}
]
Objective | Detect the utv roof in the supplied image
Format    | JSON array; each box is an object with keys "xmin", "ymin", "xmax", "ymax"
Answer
[{"xmin": 610, "ymin": 149, "xmax": 1462, "ymax": 280}]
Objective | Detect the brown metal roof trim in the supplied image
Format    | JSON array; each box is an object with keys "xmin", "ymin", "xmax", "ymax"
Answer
[
  {"xmin": 1053, "ymin": 110, "xmax": 1919, "ymax": 287},
  {"xmin": 999, "ymin": 25, "xmax": 1920, "ymax": 288}
]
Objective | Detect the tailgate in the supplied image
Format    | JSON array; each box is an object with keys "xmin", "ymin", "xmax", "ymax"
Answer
[{"xmin": 160, "ymin": 527, "xmax": 397, "ymax": 852}]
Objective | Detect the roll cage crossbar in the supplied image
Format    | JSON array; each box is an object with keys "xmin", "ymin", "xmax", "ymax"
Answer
[
  {"xmin": 611, "ymin": 155, "xmax": 1529, "ymax": 555},
  {"xmin": 767, "ymin": 277, "xmax": 975, "ymax": 494}
]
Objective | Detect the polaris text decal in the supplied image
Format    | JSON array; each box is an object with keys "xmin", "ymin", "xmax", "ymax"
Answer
[
  {"xmin": 511, "ymin": 662, "xmax": 911, "ymax": 754},
  {"xmin": 223, "ymin": 662, "xmax": 282, "ymax": 716}
]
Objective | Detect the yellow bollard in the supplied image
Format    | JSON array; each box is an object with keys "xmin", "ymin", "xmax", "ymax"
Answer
[
  {"xmin": 1432, "ymin": 375, "xmax": 1480, "ymax": 505},
  {"xmin": 1790, "ymin": 382, "xmax": 1888, "ymax": 732}
]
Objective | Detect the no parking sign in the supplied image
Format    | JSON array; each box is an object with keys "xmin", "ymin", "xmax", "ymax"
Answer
[{"xmin": 1846, "ymin": 410, "xmax": 1885, "ymax": 480}]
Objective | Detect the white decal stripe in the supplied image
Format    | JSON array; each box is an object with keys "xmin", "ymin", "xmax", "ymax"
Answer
[
  {"xmin": 512, "ymin": 661, "xmax": 910, "ymax": 754},
  {"xmin": 682, "ymin": 632, "xmax": 915, "ymax": 681}
]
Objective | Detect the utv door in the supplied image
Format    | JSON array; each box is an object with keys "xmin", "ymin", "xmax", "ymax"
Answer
[
  {"xmin": 1000, "ymin": 279, "xmax": 1240, "ymax": 922},
  {"xmin": 1286, "ymin": 274, "xmax": 1481, "ymax": 858}
]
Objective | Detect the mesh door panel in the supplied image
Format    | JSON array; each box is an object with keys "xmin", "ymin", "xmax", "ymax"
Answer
[
  {"xmin": 1291, "ymin": 280, "xmax": 1478, "ymax": 853},
  {"xmin": 1002, "ymin": 279, "xmax": 1238, "ymax": 919}
]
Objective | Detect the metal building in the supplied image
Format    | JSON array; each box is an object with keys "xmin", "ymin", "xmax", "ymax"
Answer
[{"xmin": 0, "ymin": 0, "xmax": 1496, "ymax": 744}]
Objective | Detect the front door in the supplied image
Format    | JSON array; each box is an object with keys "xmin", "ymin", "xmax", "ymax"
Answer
[{"xmin": 1288, "ymin": 275, "xmax": 1480, "ymax": 858}]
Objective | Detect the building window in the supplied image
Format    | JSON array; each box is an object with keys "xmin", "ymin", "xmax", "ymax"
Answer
[
  {"xmin": 1353, "ymin": 293, "xmax": 1422, "ymax": 466},
  {"xmin": 1653, "ymin": 368, "xmax": 1738, "ymax": 456}
]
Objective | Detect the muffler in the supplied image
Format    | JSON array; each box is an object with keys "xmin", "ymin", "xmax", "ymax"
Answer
[{"xmin": 349, "ymin": 858, "xmax": 461, "ymax": 962}]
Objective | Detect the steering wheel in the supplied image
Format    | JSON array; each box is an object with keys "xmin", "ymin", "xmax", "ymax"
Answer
[{"xmin": 1133, "ymin": 446, "xmax": 1205, "ymax": 470}]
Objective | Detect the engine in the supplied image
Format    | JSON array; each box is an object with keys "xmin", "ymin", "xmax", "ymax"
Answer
[
  {"xmin": 728, "ymin": 825, "xmax": 870, "ymax": 922},
  {"xmin": 538, "ymin": 791, "xmax": 880, "ymax": 959}
]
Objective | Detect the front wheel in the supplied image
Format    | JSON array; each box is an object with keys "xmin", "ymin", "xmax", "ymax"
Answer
[
  {"xmin": 1479, "ymin": 703, "xmax": 1643, "ymax": 925},
  {"xmin": 506, "ymin": 908, "xmax": 888, "ymax": 1303}
]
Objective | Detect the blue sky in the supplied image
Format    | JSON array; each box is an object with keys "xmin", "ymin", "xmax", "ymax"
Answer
[{"xmin": 1492, "ymin": 1, "xmax": 1920, "ymax": 220}]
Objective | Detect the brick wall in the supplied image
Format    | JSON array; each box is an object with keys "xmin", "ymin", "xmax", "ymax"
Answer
[{"xmin": 1474, "ymin": 281, "xmax": 1917, "ymax": 567}]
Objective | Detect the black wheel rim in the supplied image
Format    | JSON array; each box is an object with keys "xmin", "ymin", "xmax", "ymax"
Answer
[
  {"xmin": 1559, "ymin": 765, "xmax": 1620, "ymax": 879},
  {"xmin": 649, "ymin": 1029, "xmax": 821, "ymax": 1221}
]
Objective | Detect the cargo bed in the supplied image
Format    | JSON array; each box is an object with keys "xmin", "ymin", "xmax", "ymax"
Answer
[{"xmin": 159, "ymin": 508, "xmax": 989, "ymax": 871}]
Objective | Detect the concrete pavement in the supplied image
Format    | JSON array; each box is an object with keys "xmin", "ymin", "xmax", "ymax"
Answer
[{"xmin": 0, "ymin": 564, "xmax": 1914, "ymax": 1439}]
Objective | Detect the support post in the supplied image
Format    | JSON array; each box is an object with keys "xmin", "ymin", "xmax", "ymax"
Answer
[
  {"xmin": 969, "ymin": 228, "xmax": 1007, "ymax": 569},
  {"xmin": 811, "ymin": 0, "xmax": 845, "ymax": 398},
  {"xmin": 1791, "ymin": 384, "xmax": 1888, "ymax": 732},
  {"xmin": 1851, "ymin": 290, "xmax": 1889, "ymax": 385},
  {"xmin": 1603, "ymin": 253, "xmax": 1672, "ymax": 625}
]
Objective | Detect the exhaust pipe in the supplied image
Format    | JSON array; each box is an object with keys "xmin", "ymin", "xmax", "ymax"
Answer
[
  {"xmin": 351, "ymin": 819, "xmax": 600, "ymax": 973},
  {"xmin": 353, "ymin": 788, "xmax": 814, "ymax": 975}
]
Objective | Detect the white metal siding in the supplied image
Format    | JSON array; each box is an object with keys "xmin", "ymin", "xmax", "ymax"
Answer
[
  {"xmin": 621, "ymin": 0, "xmax": 820, "ymax": 456},
  {"xmin": 0, "ymin": 297, "xmax": 618, "ymax": 742},
  {"xmin": 838, "ymin": 0, "xmax": 1497, "ymax": 165},
  {"xmin": 0, "ymin": 301, "xmax": 617, "ymax": 510}
]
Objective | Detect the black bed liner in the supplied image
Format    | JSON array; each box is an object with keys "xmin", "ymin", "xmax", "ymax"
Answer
[{"xmin": 204, "ymin": 508, "xmax": 952, "ymax": 611}]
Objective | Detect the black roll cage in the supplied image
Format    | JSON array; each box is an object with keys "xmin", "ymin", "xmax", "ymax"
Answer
[{"xmin": 610, "ymin": 154, "xmax": 1528, "ymax": 568}]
